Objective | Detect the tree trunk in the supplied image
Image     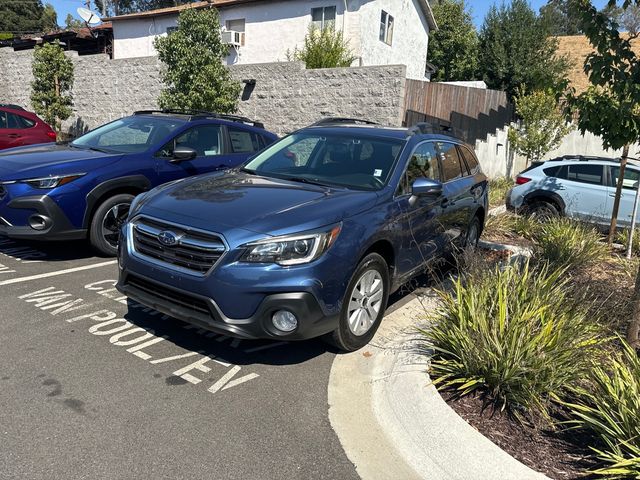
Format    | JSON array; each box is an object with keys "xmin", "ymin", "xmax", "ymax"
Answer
[
  {"xmin": 628, "ymin": 261, "xmax": 640, "ymax": 348},
  {"xmin": 54, "ymin": 75, "xmax": 60, "ymax": 135},
  {"xmin": 608, "ymin": 144, "xmax": 630, "ymax": 246}
]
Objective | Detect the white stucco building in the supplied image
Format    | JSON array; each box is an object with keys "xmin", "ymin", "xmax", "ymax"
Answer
[{"xmin": 105, "ymin": 0, "xmax": 437, "ymax": 80}]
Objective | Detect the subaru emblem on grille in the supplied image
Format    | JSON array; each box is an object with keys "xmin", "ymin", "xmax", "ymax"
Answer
[{"xmin": 158, "ymin": 230, "xmax": 180, "ymax": 246}]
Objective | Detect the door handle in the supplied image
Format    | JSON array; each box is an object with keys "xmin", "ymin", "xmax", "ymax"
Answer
[{"xmin": 441, "ymin": 197, "xmax": 450, "ymax": 208}]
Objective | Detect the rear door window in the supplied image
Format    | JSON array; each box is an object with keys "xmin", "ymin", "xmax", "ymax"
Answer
[
  {"xmin": 458, "ymin": 145, "xmax": 480, "ymax": 175},
  {"xmin": 563, "ymin": 164, "xmax": 605, "ymax": 185},
  {"xmin": 228, "ymin": 128, "xmax": 262, "ymax": 153},
  {"xmin": 436, "ymin": 142, "xmax": 464, "ymax": 182}
]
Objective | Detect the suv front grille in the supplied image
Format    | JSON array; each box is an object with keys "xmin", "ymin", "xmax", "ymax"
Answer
[{"xmin": 131, "ymin": 217, "xmax": 226, "ymax": 275}]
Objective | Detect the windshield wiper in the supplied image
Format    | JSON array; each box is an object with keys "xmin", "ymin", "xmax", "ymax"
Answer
[
  {"xmin": 281, "ymin": 176, "xmax": 330, "ymax": 188},
  {"xmin": 69, "ymin": 144, "xmax": 113, "ymax": 154}
]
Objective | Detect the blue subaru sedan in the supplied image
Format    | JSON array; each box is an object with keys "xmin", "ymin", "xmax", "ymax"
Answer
[
  {"xmin": 116, "ymin": 119, "xmax": 488, "ymax": 351},
  {"xmin": 0, "ymin": 111, "xmax": 277, "ymax": 255}
]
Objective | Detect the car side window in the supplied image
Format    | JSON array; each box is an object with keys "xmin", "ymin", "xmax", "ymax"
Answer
[
  {"xmin": 228, "ymin": 128, "xmax": 261, "ymax": 153},
  {"xmin": 564, "ymin": 164, "xmax": 604, "ymax": 185},
  {"xmin": 611, "ymin": 166, "xmax": 640, "ymax": 190},
  {"xmin": 0, "ymin": 111, "xmax": 7, "ymax": 129},
  {"xmin": 397, "ymin": 141, "xmax": 440, "ymax": 196},
  {"xmin": 158, "ymin": 125, "xmax": 223, "ymax": 158},
  {"xmin": 436, "ymin": 142, "xmax": 464, "ymax": 182},
  {"xmin": 458, "ymin": 145, "xmax": 480, "ymax": 175},
  {"xmin": 6, "ymin": 112, "xmax": 30, "ymax": 129}
]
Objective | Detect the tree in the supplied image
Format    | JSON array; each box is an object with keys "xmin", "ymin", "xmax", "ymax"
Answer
[
  {"xmin": 568, "ymin": 0, "xmax": 640, "ymax": 347},
  {"xmin": 540, "ymin": 0, "xmax": 583, "ymax": 35},
  {"xmin": 289, "ymin": 25, "xmax": 356, "ymax": 69},
  {"xmin": 508, "ymin": 89, "xmax": 573, "ymax": 165},
  {"xmin": 478, "ymin": 0, "xmax": 569, "ymax": 99},
  {"xmin": 64, "ymin": 14, "xmax": 84, "ymax": 30},
  {"xmin": 30, "ymin": 40, "xmax": 74, "ymax": 134},
  {"xmin": 616, "ymin": 3, "xmax": 640, "ymax": 34},
  {"xmin": 42, "ymin": 3, "xmax": 58, "ymax": 32},
  {"xmin": 153, "ymin": 7, "xmax": 240, "ymax": 113},
  {"xmin": 428, "ymin": 0, "xmax": 479, "ymax": 81},
  {"xmin": 0, "ymin": 0, "xmax": 45, "ymax": 34}
]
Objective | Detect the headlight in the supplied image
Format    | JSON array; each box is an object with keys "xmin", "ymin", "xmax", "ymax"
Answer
[
  {"xmin": 22, "ymin": 173, "xmax": 85, "ymax": 189},
  {"xmin": 240, "ymin": 224, "xmax": 342, "ymax": 266}
]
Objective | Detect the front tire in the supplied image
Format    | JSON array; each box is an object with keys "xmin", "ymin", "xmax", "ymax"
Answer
[
  {"xmin": 328, "ymin": 253, "xmax": 390, "ymax": 352},
  {"xmin": 89, "ymin": 194, "xmax": 134, "ymax": 257},
  {"xmin": 527, "ymin": 201, "xmax": 559, "ymax": 221}
]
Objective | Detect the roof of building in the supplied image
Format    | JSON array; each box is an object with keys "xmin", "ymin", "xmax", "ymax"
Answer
[
  {"xmin": 556, "ymin": 34, "xmax": 640, "ymax": 93},
  {"xmin": 104, "ymin": 0, "xmax": 437, "ymax": 30}
]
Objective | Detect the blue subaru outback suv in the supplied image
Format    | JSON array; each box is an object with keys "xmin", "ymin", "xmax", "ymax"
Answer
[
  {"xmin": 116, "ymin": 118, "xmax": 488, "ymax": 351},
  {"xmin": 0, "ymin": 110, "xmax": 277, "ymax": 256}
]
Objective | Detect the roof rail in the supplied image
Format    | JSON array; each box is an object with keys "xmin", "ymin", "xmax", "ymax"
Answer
[
  {"xmin": 312, "ymin": 117, "xmax": 380, "ymax": 126},
  {"xmin": 0, "ymin": 104, "xmax": 25, "ymax": 110},
  {"xmin": 408, "ymin": 121, "xmax": 462, "ymax": 139},
  {"xmin": 547, "ymin": 154, "xmax": 619, "ymax": 162},
  {"xmin": 133, "ymin": 110, "xmax": 265, "ymax": 129}
]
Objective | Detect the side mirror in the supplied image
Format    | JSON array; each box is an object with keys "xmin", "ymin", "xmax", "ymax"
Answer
[
  {"xmin": 411, "ymin": 177, "xmax": 443, "ymax": 197},
  {"xmin": 171, "ymin": 146, "xmax": 197, "ymax": 163}
]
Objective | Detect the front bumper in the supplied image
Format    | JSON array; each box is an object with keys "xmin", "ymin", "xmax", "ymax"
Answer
[
  {"xmin": 116, "ymin": 271, "xmax": 340, "ymax": 340},
  {"xmin": 0, "ymin": 195, "xmax": 86, "ymax": 240}
]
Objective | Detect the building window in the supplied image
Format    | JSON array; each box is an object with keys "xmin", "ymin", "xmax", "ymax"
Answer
[
  {"xmin": 225, "ymin": 19, "xmax": 246, "ymax": 46},
  {"xmin": 311, "ymin": 6, "xmax": 336, "ymax": 30},
  {"xmin": 379, "ymin": 10, "xmax": 394, "ymax": 45}
]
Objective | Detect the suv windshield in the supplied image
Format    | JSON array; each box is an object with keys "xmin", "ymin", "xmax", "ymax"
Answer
[
  {"xmin": 71, "ymin": 116, "xmax": 184, "ymax": 153},
  {"xmin": 243, "ymin": 132, "xmax": 404, "ymax": 191}
]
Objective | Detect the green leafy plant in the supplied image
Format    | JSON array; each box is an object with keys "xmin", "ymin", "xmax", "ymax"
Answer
[
  {"xmin": 533, "ymin": 217, "xmax": 609, "ymax": 271},
  {"xmin": 565, "ymin": 340, "xmax": 640, "ymax": 478},
  {"xmin": 153, "ymin": 7, "xmax": 241, "ymax": 113},
  {"xmin": 616, "ymin": 228, "xmax": 640, "ymax": 256},
  {"xmin": 484, "ymin": 212, "xmax": 540, "ymax": 240},
  {"xmin": 288, "ymin": 25, "xmax": 356, "ymax": 69},
  {"xmin": 30, "ymin": 40, "xmax": 73, "ymax": 134},
  {"xmin": 508, "ymin": 88, "xmax": 573, "ymax": 165},
  {"xmin": 428, "ymin": 0, "xmax": 479, "ymax": 81},
  {"xmin": 488, "ymin": 176, "xmax": 514, "ymax": 208},
  {"xmin": 424, "ymin": 261, "xmax": 605, "ymax": 419}
]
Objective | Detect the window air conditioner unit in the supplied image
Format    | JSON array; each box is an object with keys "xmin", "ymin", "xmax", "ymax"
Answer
[{"xmin": 222, "ymin": 30, "xmax": 243, "ymax": 47}]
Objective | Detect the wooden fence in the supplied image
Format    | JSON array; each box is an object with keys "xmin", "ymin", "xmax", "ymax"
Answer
[{"xmin": 403, "ymin": 80, "xmax": 514, "ymax": 145}]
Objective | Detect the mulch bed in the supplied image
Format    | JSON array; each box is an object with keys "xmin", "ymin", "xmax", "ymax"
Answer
[{"xmin": 442, "ymin": 391, "xmax": 599, "ymax": 479}]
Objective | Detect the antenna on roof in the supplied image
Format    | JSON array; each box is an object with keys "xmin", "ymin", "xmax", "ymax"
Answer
[{"xmin": 77, "ymin": 6, "xmax": 102, "ymax": 38}]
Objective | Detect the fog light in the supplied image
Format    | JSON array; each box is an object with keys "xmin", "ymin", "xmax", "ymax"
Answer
[
  {"xmin": 28, "ymin": 214, "xmax": 50, "ymax": 231},
  {"xmin": 272, "ymin": 310, "xmax": 298, "ymax": 332}
]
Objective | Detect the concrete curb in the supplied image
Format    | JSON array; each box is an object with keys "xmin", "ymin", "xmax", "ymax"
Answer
[{"xmin": 328, "ymin": 293, "xmax": 548, "ymax": 480}]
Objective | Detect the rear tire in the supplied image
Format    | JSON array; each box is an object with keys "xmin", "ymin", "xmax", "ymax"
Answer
[
  {"xmin": 527, "ymin": 201, "xmax": 559, "ymax": 221},
  {"xmin": 326, "ymin": 253, "xmax": 390, "ymax": 352},
  {"xmin": 89, "ymin": 194, "xmax": 134, "ymax": 257},
  {"xmin": 464, "ymin": 216, "xmax": 482, "ymax": 249}
]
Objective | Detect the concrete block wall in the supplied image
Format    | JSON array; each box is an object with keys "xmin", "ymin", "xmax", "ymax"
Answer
[{"xmin": 0, "ymin": 49, "xmax": 406, "ymax": 137}]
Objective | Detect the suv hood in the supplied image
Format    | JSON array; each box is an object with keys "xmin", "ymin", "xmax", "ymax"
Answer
[
  {"xmin": 139, "ymin": 171, "xmax": 379, "ymax": 235},
  {"xmin": 0, "ymin": 143, "xmax": 122, "ymax": 180}
]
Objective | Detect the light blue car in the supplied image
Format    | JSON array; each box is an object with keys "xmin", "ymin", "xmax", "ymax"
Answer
[{"xmin": 506, "ymin": 155, "xmax": 640, "ymax": 227}]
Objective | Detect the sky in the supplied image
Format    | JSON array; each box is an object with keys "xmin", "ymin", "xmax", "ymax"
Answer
[{"xmin": 47, "ymin": 0, "xmax": 613, "ymax": 27}]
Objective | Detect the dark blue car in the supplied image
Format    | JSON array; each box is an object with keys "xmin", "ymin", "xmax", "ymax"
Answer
[
  {"xmin": 116, "ymin": 119, "xmax": 488, "ymax": 351},
  {"xmin": 0, "ymin": 111, "xmax": 277, "ymax": 256}
]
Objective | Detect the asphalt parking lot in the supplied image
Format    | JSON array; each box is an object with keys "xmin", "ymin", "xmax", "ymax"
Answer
[{"xmin": 0, "ymin": 237, "xmax": 362, "ymax": 480}]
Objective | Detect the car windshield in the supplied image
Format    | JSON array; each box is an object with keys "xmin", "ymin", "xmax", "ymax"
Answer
[
  {"xmin": 70, "ymin": 116, "xmax": 184, "ymax": 154},
  {"xmin": 242, "ymin": 132, "xmax": 404, "ymax": 191}
]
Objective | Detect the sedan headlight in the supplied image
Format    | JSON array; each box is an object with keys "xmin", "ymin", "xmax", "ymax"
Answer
[
  {"xmin": 22, "ymin": 173, "xmax": 85, "ymax": 189},
  {"xmin": 240, "ymin": 224, "xmax": 342, "ymax": 266}
]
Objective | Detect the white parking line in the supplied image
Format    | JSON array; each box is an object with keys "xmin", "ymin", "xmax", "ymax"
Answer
[{"xmin": 0, "ymin": 260, "xmax": 117, "ymax": 286}]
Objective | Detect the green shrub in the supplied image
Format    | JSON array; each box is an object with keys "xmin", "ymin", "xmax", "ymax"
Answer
[
  {"xmin": 288, "ymin": 25, "xmax": 356, "ymax": 69},
  {"xmin": 424, "ymin": 261, "xmax": 606, "ymax": 418},
  {"xmin": 566, "ymin": 340, "xmax": 640, "ymax": 478},
  {"xmin": 488, "ymin": 177, "xmax": 514, "ymax": 208},
  {"xmin": 615, "ymin": 228, "xmax": 640, "ymax": 256},
  {"xmin": 533, "ymin": 217, "xmax": 609, "ymax": 271},
  {"xmin": 484, "ymin": 212, "xmax": 540, "ymax": 240}
]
